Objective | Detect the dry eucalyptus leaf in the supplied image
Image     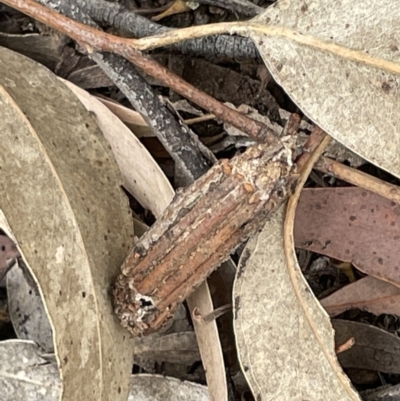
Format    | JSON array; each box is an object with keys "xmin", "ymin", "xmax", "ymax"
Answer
[
  {"xmin": 0, "ymin": 46, "xmax": 134, "ymax": 401},
  {"xmin": 321, "ymin": 276, "xmax": 400, "ymax": 317},
  {"xmin": 7, "ymin": 260, "xmax": 53, "ymax": 353},
  {"xmin": 333, "ymin": 319, "xmax": 400, "ymax": 374},
  {"xmin": 294, "ymin": 187, "xmax": 400, "ymax": 287},
  {"xmin": 0, "ymin": 31, "xmax": 67, "ymax": 70},
  {"xmin": 250, "ymin": 0, "xmax": 400, "ymax": 178},
  {"xmin": 0, "ymin": 234, "xmax": 19, "ymax": 281},
  {"xmin": 186, "ymin": 282, "xmax": 228, "ymax": 401},
  {"xmin": 0, "ymin": 341, "xmax": 209, "ymax": 401},
  {"xmin": 134, "ymin": 332, "xmax": 200, "ymax": 366},
  {"xmin": 128, "ymin": 375, "xmax": 209, "ymax": 401},
  {"xmin": 0, "ymin": 340, "xmax": 60, "ymax": 401},
  {"xmin": 95, "ymin": 97, "xmax": 154, "ymax": 138},
  {"xmin": 233, "ymin": 207, "xmax": 360, "ymax": 400},
  {"xmin": 62, "ymin": 79, "xmax": 174, "ymax": 218}
]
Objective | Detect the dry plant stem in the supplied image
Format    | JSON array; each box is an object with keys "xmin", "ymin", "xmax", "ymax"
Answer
[
  {"xmin": 2, "ymin": 0, "xmax": 275, "ymax": 143},
  {"xmin": 315, "ymin": 157, "xmax": 400, "ymax": 204},
  {"xmin": 113, "ymin": 140, "xmax": 298, "ymax": 335},
  {"xmin": 296, "ymin": 126, "xmax": 327, "ymax": 171},
  {"xmin": 193, "ymin": 304, "xmax": 232, "ymax": 323},
  {"xmin": 335, "ymin": 337, "xmax": 355, "ymax": 354}
]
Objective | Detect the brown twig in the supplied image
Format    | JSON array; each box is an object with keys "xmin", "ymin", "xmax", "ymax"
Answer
[
  {"xmin": 335, "ymin": 337, "xmax": 355, "ymax": 354},
  {"xmin": 113, "ymin": 139, "xmax": 298, "ymax": 335},
  {"xmin": 1, "ymin": 0, "xmax": 277, "ymax": 143},
  {"xmin": 315, "ymin": 156, "xmax": 400, "ymax": 204}
]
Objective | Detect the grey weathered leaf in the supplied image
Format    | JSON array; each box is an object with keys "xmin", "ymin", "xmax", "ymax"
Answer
[
  {"xmin": 234, "ymin": 207, "xmax": 360, "ymax": 401},
  {"xmin": 233, "ymin": 136, "xmax": 360, "ymax": 401},
  {"xmin": 128, "ymin": 375, "xmax": 209, "ymax": 401},
  {"xmin": 0, "ymin": 340, "xmax": 60, "ymax": 401},
  {"xmin": 0, "ymin": 46, "xmax": 134, "ymax": 401},
  {"xmin": 134, "ymin": 332, "xmax": 200, "ymax": 366},
  {"xmin": 0, "ymin": 340, "xmax": 209, "ymax": 401},
  {"xmin": 7, "ymin": 260, "xmax": 53, "ymax": 353},
  {"xmin": 250, "ymin": 0, "xmax": 400, "ymax": 178}
]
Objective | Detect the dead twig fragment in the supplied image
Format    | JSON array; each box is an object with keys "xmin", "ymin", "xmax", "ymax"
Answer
[
  {"xmin": 113, "ymin": 140, "xmax": 298, "ymax": 335},
  {"xmin": 314, "ymin": 156, "xmax": 400, "ymax": 204},
  {"xmin": 2, "ymin": 0, "xmax": 277, "ymax": 143},
  {"xmin": 335, "ymin": 337, "xmax": 355, "ymax": 355}
]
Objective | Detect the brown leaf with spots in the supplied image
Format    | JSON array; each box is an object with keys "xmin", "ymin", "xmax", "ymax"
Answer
[
  {"xmin": 294, "ymin": 187, "xmax": 400, "ymax": 287},
  {"xmin": 321, "ymin": 276, "xmax": 400, "ymax": 317}
]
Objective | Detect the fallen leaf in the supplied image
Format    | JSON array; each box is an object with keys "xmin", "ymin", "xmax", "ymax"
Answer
[
  {"xmin": 234, "ymin": 137, "xmax": 360, "ymax": 400},
  {"xmin": 134, "ymin": 332, "xmax": 200, "ymax": 366},
  {"xmin": 0, "ymin": 46, "xmax": 134, "ymax": 401},
  {"xmin": 333, "ymin": 319, "xmax": 400, "ymax": 374},
  {"xmin": 0, "ymin": 31, "xmax": 68, "ymax": 69},
  {"xmin": 0, "ymin": 340, "xmax": 210, "ymax": 401},
  {"xmin": 321, "ymin": 276, "xmax": 400, "ymax": 317},
  {"xmin": 95, "ymin": 96, "xmax": 154, "ymax": 138},
  {"xmin": 0, "ymin": 340, "xmax": 60, "ymax": 401},
  {"xmin": 111, "ymin": 113, "xmax": 228, "ymax": 400},
  {"xmin": 234, "ymin": 208, "xmax": 359, "ymax": 400},
  {"xmin": 294, "ymin": 187, "xmax": 400, "ymax": 287},
  {"xmin": 128, "ymin": 375, "xmax": 209, "ymax": 401},
  {"xmin": 7, "ymin": 260, "xmax": 53, "ymax": 352},
  {"xmin": 250, "ymin": 0, "xmax": 400, "ymax": 178},
  {"xmin": 62, "ymin": 79, "xmax": 174, "ymax": 218},
  {"xmin": 186, "ymin": 282, "xmax": 227, "ymax": 401}
]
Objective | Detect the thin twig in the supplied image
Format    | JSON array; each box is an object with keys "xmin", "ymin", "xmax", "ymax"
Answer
[
  {"xmin": 315, "ymin": 156, "xmax": 400, "ymax": 204},
  {"xmin": 335, "ymin": 337, "xmax": 355, "ymax": 354},
  {"xmin": 1, "ymin": 0, "xmax": 277, "ymax": 142}
]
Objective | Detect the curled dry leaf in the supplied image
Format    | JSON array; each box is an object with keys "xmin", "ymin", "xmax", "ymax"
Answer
[
  {"xmin": 321, "ymin": 276, "xmax": 400, "ymax": 317},
  {"xmin": 0, "ymin": 46, "xmax": 134, "ymax": 401},
  {"xmin": 234, "ymin": 208, "xmax": 358, "ymax": 400},
  {"xmin": 333, "ymin": 319, "xmax": 400, "ymax": 374},
  {"xmin": 233, "ymin": 137, "xmax": 361, "ymax": 400},
  {"xmin": 294, "ymin": 187, "xmax": 400, "ymax": 287},
  {"xmin": 250, "ymin": 0, "xmax": 400, "ymax": 178},
  {"xmin": 62, "ymin": 80, "xmax": 174, "ymax": 219}
]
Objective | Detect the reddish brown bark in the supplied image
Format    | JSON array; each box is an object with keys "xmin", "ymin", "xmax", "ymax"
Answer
[{"xmin": 113, "ymin": 140, "xmax": 298, "ymax": 335}]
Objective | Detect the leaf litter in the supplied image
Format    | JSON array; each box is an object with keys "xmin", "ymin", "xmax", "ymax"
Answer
[
  {"xmin": 3, "ymin": 0, "xmax": 400, "ymax": 399},
  {"xmin": 295, "ymin": 187, "xmax": 400, "ymax": 287},
  {"xmin": 0, "ymin": 46, "xmax": 134, "ymax": 401}
]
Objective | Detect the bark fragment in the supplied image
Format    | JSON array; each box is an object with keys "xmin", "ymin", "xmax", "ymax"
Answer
[{"xmin": 113, "ymin": 140, "xmax": 298, "ymax": 335}]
